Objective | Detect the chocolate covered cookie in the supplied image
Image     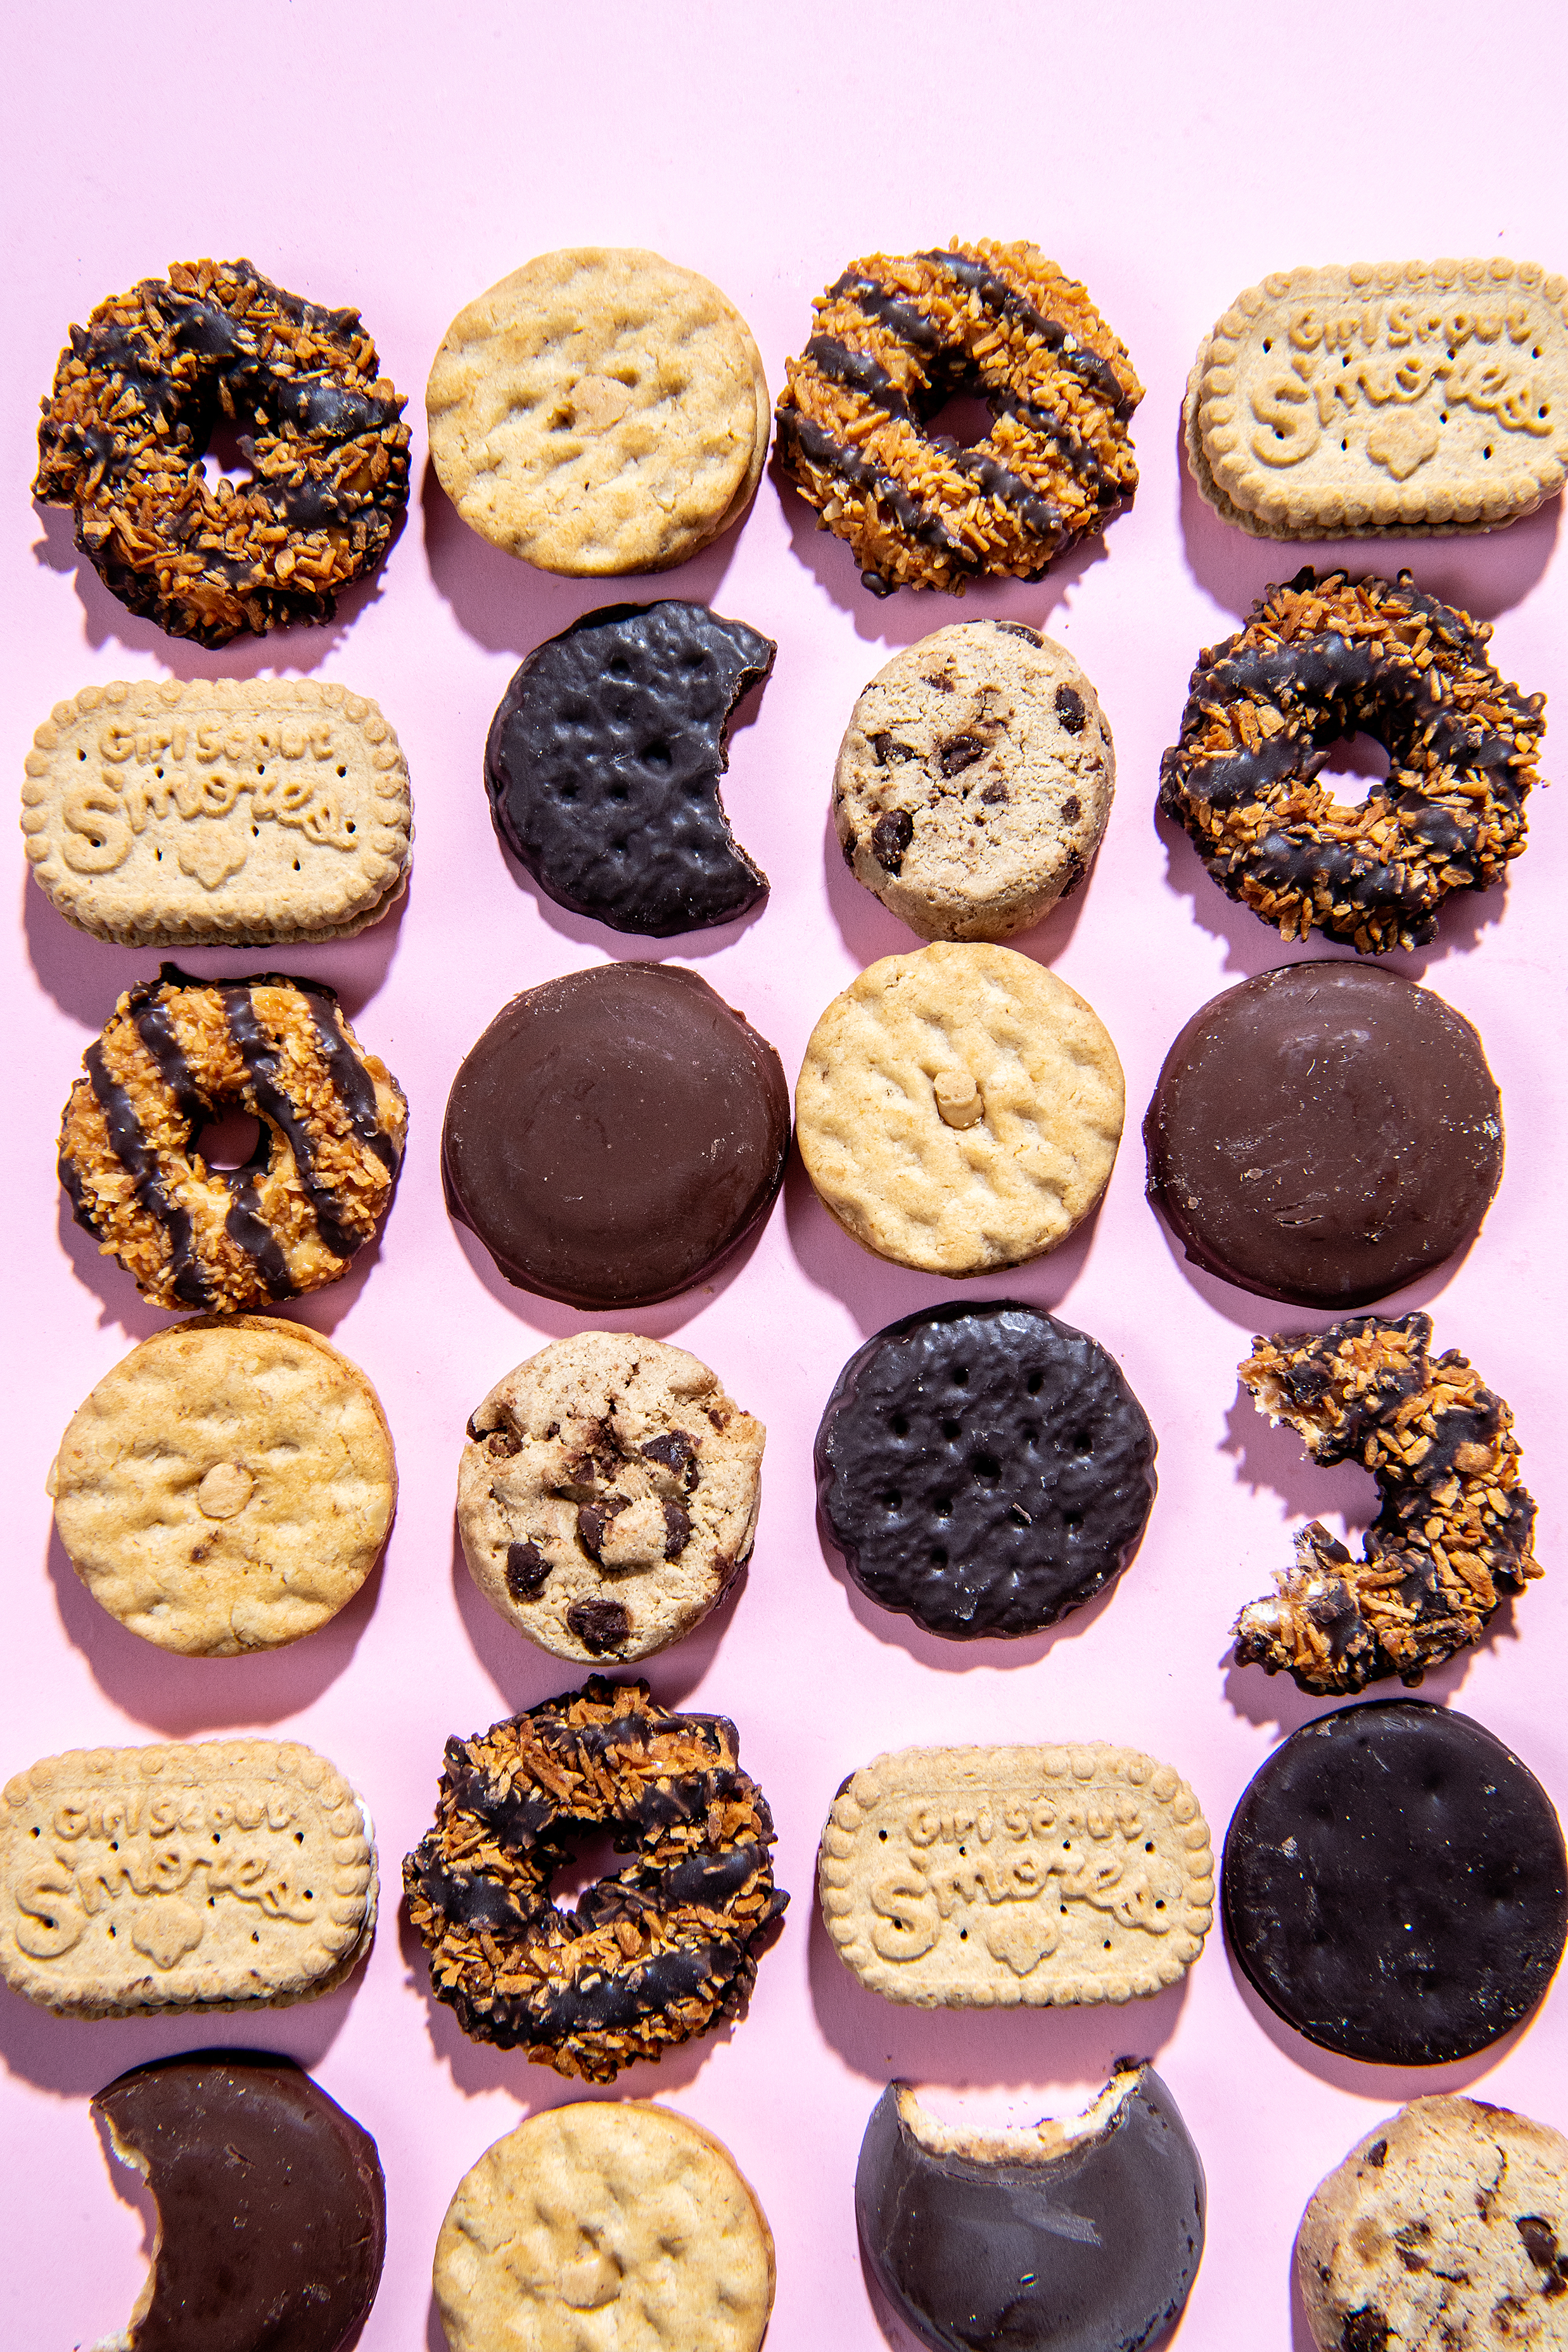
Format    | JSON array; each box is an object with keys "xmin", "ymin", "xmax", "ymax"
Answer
[
  {"xmin": 857, "ymin": 2066, "xmax": 1205, "ymax": 2352},
  {"xmin": 442, "ymin": 962, "xmax": 789, "ymax": 1309},
  {"xmin": 815, "ymin": 1301, "xmax": 1155, "ymax": 1639},
  {"xmin": 485, "ymin": 601, "xmax": 772, "ymax": 936},
  {"xmin": 1145, "ymin": 963, "xmax": 1503, "ymax": 1308},
  {"xmin": 1221, "ymin": 1701, "xmax": 1568, "ymax": 2065}
]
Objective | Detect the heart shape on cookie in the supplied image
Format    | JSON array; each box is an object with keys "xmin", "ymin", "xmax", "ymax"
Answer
[
  {"xmin": 982, "ymin": 1905, "xmax": 1059, "ymax": 1976},
  {"xmin": 130, "ymin": 1899, "xmax": 206, "ymax": 1970},
  {"xmin": 177, "ymin": 824, "xmax": 250, "ymax": 890},
  {"xmin": 1367, "ymin": 411, "xmax": 1442, "ymax": 481}
]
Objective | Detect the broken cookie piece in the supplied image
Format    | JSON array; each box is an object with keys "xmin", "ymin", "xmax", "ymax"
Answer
[{"xmin": 1230, "ymin": 1310, "xmax": 1538, "ymax": 1695}]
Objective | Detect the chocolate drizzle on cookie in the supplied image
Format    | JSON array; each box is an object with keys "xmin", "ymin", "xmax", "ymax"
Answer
[
  {"xmin": 402, "ymin": 1678, "xmax": 787, "ymax": 2083},
  {"xmin": 58, "ymin": 964, "xmax": 405, "ymax": 1312},
  {"xmin": 777, "ymin": 239, "xmax": 1142, "ymax": 595},
  {"xmin": 34, "ymin": 259, "xmax": 410, "ymax": 647}
]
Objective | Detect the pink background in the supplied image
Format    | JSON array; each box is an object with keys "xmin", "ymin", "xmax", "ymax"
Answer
[{"xmin": 3, "ymin": 7, "xmax": 1565, "ymax": 2346}]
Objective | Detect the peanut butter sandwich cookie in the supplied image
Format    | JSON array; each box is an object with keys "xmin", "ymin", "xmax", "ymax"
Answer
[
  {"xmin": 0, "ymin": 1738, "xmax": 376, "ymax": 2017},
  {"xmin": 459, "ymin": 1332, "xmax": 763, "ymax": 1666},
  {"xmin": 819, "ymin": 1741, "xmax": 1213, "ymax": 2009},
  {"xmin": 22, "ymin": 678, "xmax": 411, "ymax": 947},
  {"xmin": 834, "ymin": 619, "xmax": 1114, "ymax": 940},
  {"xmin": 49, "ymin": 1316, "xmax": 396, "ymax": 1657},
  {"xmin": 434, "ymin": 2103, "xmax": 775, "ymax": 2352},
  {"xmin": 428, "ymin": 248, "xmax": 768, "ymax": 575},
  {"xmin": 1186, "ymin": 257, "xmax": 1568, "ymax": 539},
  {"xmin": 796, "ymin": 942, "xmax": 1124, "ymax": 1277}
]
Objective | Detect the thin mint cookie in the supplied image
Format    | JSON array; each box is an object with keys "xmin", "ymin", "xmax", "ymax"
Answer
[
  {"xmin": 434, "ymin": 2103, "xmax": 774, "ymax": 2352},
  {"xmin": 815, "ymin": 1301, "xmax": 1155, "ymax": 1639},
  {"xmin": 49, "ymin": 1315, "xmax": 396, "ymax": 1657},
  {"xmin": 1222, "ymin": 1701, "xmax": 1568, "ymax": 2065},
  {"xmin": 796, "ymin": 942, "xmax": 1124, "ymax": 1277},
  {"xmin": 1297, "ymin": 2096, "xmax": 1568, "ymax": 2352},
  {"xmin": 834, "ymin": 620, "xmax": 1114, "ymax": 940},
  {"xmin": 485, "ymin": 601, "xmax": 772, "ymax": 935},
  {"xmin": 427, "ymin": 248, "xmax": 769, "ymax": 575},
  {"xmin": 459, "ymin": 1331, "xmax": 764, "ymax": 1664}
]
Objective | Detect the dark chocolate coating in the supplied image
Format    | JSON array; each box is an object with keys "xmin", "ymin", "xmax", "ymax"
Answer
[
  {"xmin": 815, "ymin": 1301, "xmax": 1156, "ymax": 1639},
  {"xmin": 1222, "ymin": 1701, "xmax": 1568, "ymax": 2065},
  {"xmin": 485, "ymin": 601, "xmax": 774, "ymax": 936},
  {"xmin": 856, "ymin": 2066, "xmax": 1206, "ymax": 2352},
  {"xmin": 442, "ymin": 962, "xmax": 789, "ymax": 1309},
  {"xmin": 93, "ymin": 2050, "xmax": 385, "ymax": 2352},
  {"xmin": 1144, "ymin": 962, "xmax": 1502, "ymax": 1308}
]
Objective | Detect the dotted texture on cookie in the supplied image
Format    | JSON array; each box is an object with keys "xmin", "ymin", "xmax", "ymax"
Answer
[
  {"xmin": 484, "ymin": 601, "xmax": 772, "ymax": 936},
  {"xmin": 442, "ymin": 962, "xmax": 789, "ymax": 1308},
  {"xmin": 33, "ymin": 258, "xmax": 409, "ymax": 646},
  {"xmin": 426, "ymin": 247, "xmax": 767, "ymax": 575},
  {"xmin": 1221, "ymin": 1701, "xmax": 1567, "ymax": 2065},
  {"xmin": 1157, "ymin": 567, "xmax": 1542, "ymax": 956},
  {"xmin": 1296, "ymin": 2095, "xmax": 1568, "ymax": 2352},
  {"xmin": 434, "ymin": 2102, "xmax": 774, "ymax": 2352},
  {"xmin": 51, "ymin": 1315, "xmax": 396, "ymax": 1656},
  {"xmin": 815, "ymin": 1301, "xmax": 1155, "ymax": 1639},
  {"xmin": 832, "ymin": 620, "xmax": 1115, "ymax": 942},
  {"xmin": 776, "ymin": 238, "xmax": 1141, "ymax": 595},
  {"xmin": 795, "ymin": 942, "xmax": 1124, "ymax": 1277},
  {"xmin": 1144, "ymin": 963, "xmax": 1504, "ymax": 1309}
]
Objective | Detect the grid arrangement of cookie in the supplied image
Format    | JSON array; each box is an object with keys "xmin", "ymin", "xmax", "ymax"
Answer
[{"xmin": 14, "ymin": 237, "xmax": 1564, "ymax": 2352}]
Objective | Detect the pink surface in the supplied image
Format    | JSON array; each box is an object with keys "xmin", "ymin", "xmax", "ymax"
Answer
[{"xmin": 3, "ymin": 8, "xmax": 1566, "ymax": 2347}]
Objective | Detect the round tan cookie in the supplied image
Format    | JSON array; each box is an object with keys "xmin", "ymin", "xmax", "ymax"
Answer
[
  {"xmin": 427, "ymin": 248, "xmax": 768, "ymax": 575},
  {"xmin": 433, "ymin": 2102, "xmax": 775, "ymax": 2352},
  {"xmin": 459, "ymin": 1332, "xmax": 764, "ymax": 1665},
  {"xmin": 1297, "ymin": 2095, "xmax": 1568, "ymax": 2351},
  {"xmin": 796, "ymin": 942, "xmax": 1125, "ymax": 1277},
  {"xmin": 48, "ymin": 1316, "xmax": 396, "ymax": 1656},
  {"xmin": 834, "ymin": 620, "xmax": 1115, "ymax": 941}
]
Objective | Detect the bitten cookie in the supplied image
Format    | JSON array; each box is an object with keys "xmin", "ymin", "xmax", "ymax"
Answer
[
  {"xmin": 484, "ymin": 601, "xmax": 773, "ymax": 936},
  {"xmin": 22, "ymin": 678, "xmax": 412, "ymax": 948},
  {"xmin": 459, "ymin": 1332, "xmax": 764, "ymax": 1665},
  {"xmin": 834, "ymin": 620, "xmax": 1114, "ymax": 940},
  {"xmin": 819, "ymin": 1742, "xmax": 1213, "ymax": 2009},
  {"xmin": 0, "ymin": 1739, "xmax": 376, "ymax": 2017},
  {"xmin": 815, "ymin": 1301, "xmax": 1155, "ymax": 1639},
  {"xmin": 434, "ymin": 2103, "xmax": 775, "ymax": 2352},
  {"xmin": 49, "ymin": 1315, "xmax": 396, "ymax": 1657},
  {"xmin": 795, "ymin": 942, "xmax": 1124, "ymax": 1277},
  {"xmin": 428, "ymin": 248, "xmax": 768, "ymax": 574},
  {"xmin": 1297, "ymin": 2098, "xmax": 1568, "ymax": 2352}
]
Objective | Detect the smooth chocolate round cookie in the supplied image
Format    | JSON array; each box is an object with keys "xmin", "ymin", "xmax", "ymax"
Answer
[
  {"xmin": 93, "ymin": 2050, "xmax": 385, "ymax": 2352},
  {"xmin": 1144, "ymin": 962, "xmax": 1502, "ymax": 1309},
  {"xmin": 857, "ymin": 2066, "xmax": 1206, "ymax": 2352},
  {"xmin": 1222, "ymin": 1701, "xmax": 1567, "ymax": 2066},
  {"xmin": 485, "ymin": 601, "xmax": 773, "ymax": 936},
  {"xmin": 442, "ymin": 962, "xmax": 789, "ymax": 1309},
  {"xmin": 815, "ymin": 1301, "xmax": 1156, "ymax": 1639}
]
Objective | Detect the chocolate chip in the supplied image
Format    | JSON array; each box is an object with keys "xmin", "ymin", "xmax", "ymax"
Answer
[
  {"xmin": 1519, "ymin": 2216, "xmax": 1563, "ymax": 2276},
  {"xmin": 1365, "ymin": 2139, "xmax": 1387, "ymax": 2169},
  {"xmin": 938, "ymin": 736, "xmax": 986, "ymax": 778},
  {"xmin": 1342, "ymin": 2313, "xmax": 1391, "ymax": 2352},
  {"xmin": 641, "ymin": 1429, "xmax": 696, "ymax": 1481},
  {"xmin": 505, "ymin": 1541, "xmax": 551, "ymax": 1598},
  {"xmin": 842, "ymin": 830, "xmax": 858, "ymax": 866},
  {"xmin": 871, "ymin": 732, "xmax": 915, "ymax": 766},
  {"xmin": 980, "ymin": 781, "xmax": 1008, "ymax": 805},
  {"xmin": 871, "ymin": 809, "xmax": 914, "ymax": 873},
  {"xmin": 995, "ymin": 621, "xmax": 1043, "ymax": 646},
  {"xmin": 1061, "ymin": 793, "xmax": 1081, "ymax": 822},
  {"xmin": 567, "ymin": 1598, "xmax": 631, "ymax": 1653},
  {"xmin": 465, "ymin": 1412, "xmax": 484, "ymax": 1441},
  {"xmin": 663, "ymin": 1500, "xmax": 692, "ymax": 1558},
  {"xmin": 1055, "ymin": 684, "xmax": 1087, "ymax": 732},
  {"xmin": 576, "ymin": 1498, "xmax": 628, "ymax": 1559},
  {"xmin": 486, "ymin": 1430, "xmax": 521, "ymax": 1459}
]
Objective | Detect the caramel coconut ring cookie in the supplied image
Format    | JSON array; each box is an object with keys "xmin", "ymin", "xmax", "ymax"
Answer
[
  {"xmin": 775, "ymin": 238, "xmax": 1142, "ymax": 596},
  {"xmin": 459, "ymin": 1333, "xmax": 764, "ymax": 1666},
  {"xmin": 404, "ymin": 1678, "xmax": 787, "ymax": 2083},
  {"xmin": 33, "ymin": 259, "xmax": 409, "ymax": 647},
  {"xmin": 796, "ymin": 942, "xmax": 1124, "ymax": 1277},
  {"xmin": 834, "ymin": 620, "xmax": 1115, "ymax": 940},
  {"xmin": 1158, "ymin": 566, "xmax": 1544, "ymax": 955},
  {"xmin": 58, "ymin": 964, "xmax": 406, "ymax": 1313},
  {"xmin": 1230, "ymin": 1311, "xmax": 1539, "ymax": 1697},
  {"xmin": 428, "ymin": 248, "xmax": 769, "ymax": 575},
  {"xmin": 49, "ymin": 1316, "xmax": 396, "ymax": 1657}
]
